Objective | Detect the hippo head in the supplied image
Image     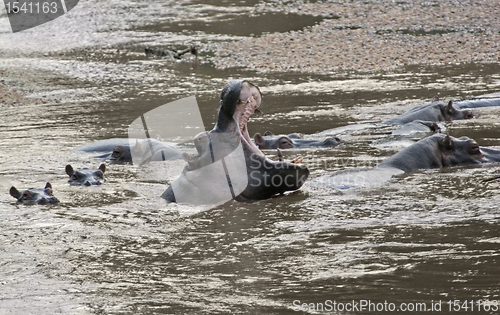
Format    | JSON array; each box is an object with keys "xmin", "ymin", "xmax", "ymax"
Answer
[
  {"xmin": 439, "ymin": 134, "xmax": 500, "ymax": 167},
  {"xmin": 110, "ymin": 145, "xmax": 132, "ymax": 162},
  {"xmin": 217, "ymin": 80, "xmax": 263, "ymax": 142},
  {"xmin": 254, "ymin": 133, "xmax": 294, "ymax": 150},
  {"xmin": 441, "ymin": 100, "xmax": 473, "ymax": 121},
  {"xmin": 379, "ymin": 133, "xmax": 500, "ymax": 172},
  {"xmin": 66, "ymin": 164, "xmax": 106, "ymax": 186},
  {"xmin": 9, "ymin": 182, "xmax": 59, "ymax": 204}
]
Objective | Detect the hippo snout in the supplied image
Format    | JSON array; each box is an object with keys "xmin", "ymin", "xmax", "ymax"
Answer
[
  {"xmin": 323, "ymin": 137, "xmax": 342, "ymax": 147},
  {"xmin": 463, "ymin": 110, "xmax": 473, "ymax": 119}
]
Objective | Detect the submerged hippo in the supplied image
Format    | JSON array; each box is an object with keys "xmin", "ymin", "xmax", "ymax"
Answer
[
  {"xmin": 66, "ymin": 164, "xmax": 106, "ymax": 186},
  {"xmin": 254, "ymin": 132, "xmax": 342, "ymax": 150},
  {"xmin": 383, "ymin": 100, "xmax": 473, "ymax": 125},
  {"xmin": 378, "ymin": 133, "xmax": 500, "ymax": 172},
  {"xmin": 454, "ymin": 93, "xmax": 500, "ymax": 108},
  {"xmin": 161, "ymin": 80, "xmax": 309, "ymax": 204},
  {"xmin": 9, "ymin": 182, "xmax": 59, "ymax": 204},
  {"xmin": 310, "ymin": 133, "xmax": 500, "ymax": 191},
  {"xmin": 75, "ymin": 138, "xmax": 182, "ymax": 163}
]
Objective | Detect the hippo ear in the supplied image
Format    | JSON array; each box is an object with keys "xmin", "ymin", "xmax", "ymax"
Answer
[
  {"xmin": 65, "ymin": 165, "xmax": 74, "ymax": 176},
  {"xmin": 254, "ymin": 133, "xmax": 263, "ymax": 145},
  {"xmin": 99, "ymin": 164, "xmax": 106, "ymax": 174},
  {"xmin": 44, "ymin": 183, "xmax": 53, "ymax": 196},
  {"xmin": 263, "ymin": 131, "xmax": 274, "ymax": 136},
  {"xmin": 9, "ymin": 187, "xmax": 21, "ymax": 199},
  {"xmin": 135, "ymin": 139, "xmax": 146, "ymax": 152},
  {"xmin": 181, "ymin": 152, "xmax": 192, "ymax": 162},
  {"xmin": 277, "ymin": 148, "xmax": 284, "ymax": 162},
  {"xmin": 442, "ymin": 134, "xmax": 453, "ymax": 150},
  {"xmin": 446, "ymin": 100, "xmax": 454, "ymax": 113}
]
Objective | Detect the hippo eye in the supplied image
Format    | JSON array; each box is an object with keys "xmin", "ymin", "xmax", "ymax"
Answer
[
  {"xmin": 72, "ymin": 175, "xmax": 78, "ymax": 180},
  {"xmin": 95, "ymin": 171, "xmax": 104, "ymax": 178}
]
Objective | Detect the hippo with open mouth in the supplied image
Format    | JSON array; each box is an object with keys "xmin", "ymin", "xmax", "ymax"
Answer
[
  {"xmin": 378, "ymin": 133, "xmax": 500, "ymax": 172},
  {"xmin": 66, "ymin": 164, "xmax": 106, "ymax": 186},
  {"xmin": 161, "ymin": 80, "xmax": 309, "ymax": 204},
  {"xmin": 9, "ymin": 182, "xmax": 59, "ymax": 205}
]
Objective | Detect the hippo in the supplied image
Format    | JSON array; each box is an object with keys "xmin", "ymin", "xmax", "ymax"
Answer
[
  {"xmin": 383, "ymin": 100, "xmax": 473, "ymax": 125},
  {"xmin": 378, "ymin": 133, "xmax": 500, "ymax": 172},
  {"xmin": 75, "ymin": 138, "xmax": 182, "ymax": 163},
  {"xmin": 161, "ymin": 80, "xmax": 309, "ymax": 205},
  {"xmin": 310, "ymin": 133, "xmax": 500, "ymax": 191},
  {"xmin": 66, "ymin": 164, "xmax": 106, "ymax": 186},
  {"xmin": 254, "ymin": 132, "xmax": 342, "ymax": 150},
  {"xmin": 454, "ymin": 93, "xmax": 500, "ymax": 108},
  {"xmin": 9, "ymin": 182, "xmax": 59, "ymax": 204}
]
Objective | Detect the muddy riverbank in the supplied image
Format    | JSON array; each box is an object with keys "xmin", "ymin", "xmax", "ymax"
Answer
[{"xmin": 213, "ymin": 0, "xmax": 500, "ymax": 73}]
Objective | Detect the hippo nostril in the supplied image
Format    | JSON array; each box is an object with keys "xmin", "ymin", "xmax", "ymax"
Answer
[{"xmin": 85, "ymin": 181, "xmax": 91, "ymax": 186}]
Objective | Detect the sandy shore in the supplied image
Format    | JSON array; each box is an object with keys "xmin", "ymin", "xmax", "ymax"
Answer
[{"xmin": 211, "ymin": 0, "xmax": 500, "ymax": 73}]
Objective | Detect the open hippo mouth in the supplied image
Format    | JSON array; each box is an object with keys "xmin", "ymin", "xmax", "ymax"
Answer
[
  {"xmin": 232, "ymin": 81, "xmax": 264, "ymax": 156},
  {"xmin": 238, "ymin": 97, "xmax": 257, "ymax": 136}
]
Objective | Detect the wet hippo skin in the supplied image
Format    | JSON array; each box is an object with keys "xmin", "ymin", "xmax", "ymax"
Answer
[
  {"xmin": 452, "ymin": 92, "xmax": 500, "ymax": 109},
  {"xmin": 161, "ymin": 80, "xmax": 309, "ymax": 204},
  {"xmin": 9, "ymin": 182, "xmax": 59, "ymax": 205},
  {"xmin": 254, "ymin": 131, "xmax": 342, "ymax": 150},
  {"xmin": 383, "ymin": 100, "xmax": 473, "ymax": 125},
  {"xmin": 75, "ymin": 138, "xmax": 182, "ymax": 163},
  {"xmin": 378, "ymin": 133, "xmax": 500, "ymax": 172},
  {"xmin": 66, "ymin": 164, "xmax": 106, "ymax": 186}
]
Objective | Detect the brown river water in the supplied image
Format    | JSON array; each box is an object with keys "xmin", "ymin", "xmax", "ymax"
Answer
[{"xmin": 0, "ymin": 1, "xmax": 499, "ymax": 314}]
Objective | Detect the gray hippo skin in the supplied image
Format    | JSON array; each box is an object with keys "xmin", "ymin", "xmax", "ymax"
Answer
[
  {"xmin": 383, "ymin": 100, "xmax": 473, "ymax": 125},
  {"xmin": 454, "ymin": 93, "xmax": 500, "ymax": 108},
  {"xmin": 75, "ymin": 138, "xmax": 181, "ymax": 163},
  {"xmin": 254, "ymin": 132, "xmax": 342, "ymax": 150},
  {"xmin": 10, "ymin": 182, "xmax": 59, "ymax": 204},
  {"xmin": 161, "ymin": 80, "xmax": 309, "ymax": 203},
  {"xmin": 66, "ymin": 164, "xmax": 106, "ymax": 186},
  {"xmin": 378, "ymin": 133, "xmax": 500, "ymax": 172}
]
